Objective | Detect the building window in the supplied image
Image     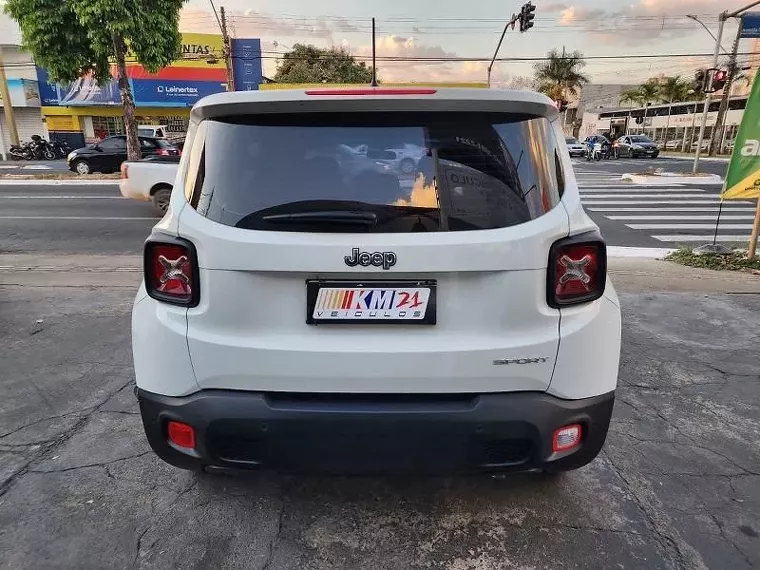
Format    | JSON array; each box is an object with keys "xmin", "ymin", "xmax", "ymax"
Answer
[{"xmin": 92, "ymin": 116, "xmax": 125, "ymax": 140}]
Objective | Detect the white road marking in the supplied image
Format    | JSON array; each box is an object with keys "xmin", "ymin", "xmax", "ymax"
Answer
[
  {"xmin": 627, "ymin": 223, "xmax": 754, "ymax": 230},
  {"xmin": 587, "ymin": 207, "xmax": 756, "ymax": 212},
  {"xmin": 0, "ymin": 179, "xmax": 119, "ymax": 186},
  {"xmin": 652, "ymin": 235, "xmax": 754, "ymax": 242},
  {"xmin": 0, "ymin": 195, "xmax": 122, "ymax": 199},
  {"xmin": 606, "ymin": 215, "xmax": 755, "ymax": 221},
  {"xmin": 607, "ymin": 246, "xmax": 675, "ymax": 258},
  {"xmin": 582, "ymin": 199, "xmax": 737, "ymax": 205},
  {"xmin": 0, "ymin": 216, "xmax": 154, "ymax": 220},
  {"xmin": 579, "ymin": 186, "xmax": 705, "ymax": 196},
  {"xmin": 581, "ymin": 193, "xmax": 711, "ymax": 199}
]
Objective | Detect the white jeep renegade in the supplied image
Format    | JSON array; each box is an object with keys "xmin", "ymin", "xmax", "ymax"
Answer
[{"xmin": 132, "ymin": 87, "xmax": 621, "ymax": 475}]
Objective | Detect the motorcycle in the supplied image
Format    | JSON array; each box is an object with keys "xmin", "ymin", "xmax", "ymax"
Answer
[
  {"xmin": 8, "ymin": 143, "xmax": 33, "ymax": 160},
  {"xmin": 586, "ymin": 142, "xmax": 603, "ymax": 161},
  {"xmin": 29, "ymin": 135, "xmax": 56, "ymax": 160},
  {"xmin": 50, "ymin": 139, "xmax": 72, "ymax": 159}
]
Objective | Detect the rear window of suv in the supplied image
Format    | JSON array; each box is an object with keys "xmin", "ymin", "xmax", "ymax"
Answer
[{"xmin": 184, "ymin": 112, "xmax": 565, "ymax": 233}]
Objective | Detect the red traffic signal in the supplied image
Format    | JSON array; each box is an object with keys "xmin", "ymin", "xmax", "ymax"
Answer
[{"xmin": 710, "ymin": 69, "xmax": 728, "ymax": 92}]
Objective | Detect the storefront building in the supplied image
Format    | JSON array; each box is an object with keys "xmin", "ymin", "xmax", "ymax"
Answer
[{"xmin": 37, "ymin": 33, "xmax": 262, "ymax": 146}]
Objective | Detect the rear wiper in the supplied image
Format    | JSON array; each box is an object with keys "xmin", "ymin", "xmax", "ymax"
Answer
[{"xmin": 261, "ymin": 211, "xmax": 378, "ymax": 226}]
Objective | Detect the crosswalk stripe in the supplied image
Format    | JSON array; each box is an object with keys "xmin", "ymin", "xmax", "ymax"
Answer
[
  {"xmin": 580, "ymin": 193, "xmax": 711, "ymax": 199},
  {"xmin": 652, "ymin": 235, "xmax": 757, "ymax": 243},
  {"xmin": 582, "ymin": 199, "xmax": 734, "ymax": 205},
  {"xmin": 578, "ymin": 187, "xmax": 699, "ymax": 192},
  {"xmin": 626, "ymin": 223, "xmax": 754, "ymax": 230},
  {"xmin": 606, "ymin": 215, "xmax": 755, "ymax": 221},
  {"xmin": 587, "ymin": 206, "xmax": 756, "ymax": 212}
]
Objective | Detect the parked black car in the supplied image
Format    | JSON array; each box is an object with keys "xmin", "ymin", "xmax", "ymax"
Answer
[
  {"xmin": 614, "ymin": 134, "xmax": 660, "ymax": 158},
  {"xmin": 66, "ymin": 135, "xmax": 179, "ymax": 174}
]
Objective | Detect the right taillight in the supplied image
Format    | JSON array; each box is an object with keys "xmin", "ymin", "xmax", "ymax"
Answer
[
  {"xmin": 547, "ymin": 234, "xmax": 606, "ymax": 308},
  {"xmin": 144, "ymin": 238, "xmax": 199, "ymax": 306},
  {"xmin": 120, "ymin": 163, "xmax": 129, "ymax": 179}
]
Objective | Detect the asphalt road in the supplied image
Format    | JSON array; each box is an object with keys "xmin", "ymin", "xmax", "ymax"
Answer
[
  {"xmin": 1, "ymin": 261, "xmax": 758, "ymax": 569},
  {"xmin": 0, "ymin": 156, "xmax": 738, "ymax": 255},
  {"xmin": 0, "ymin": 182, "xmax": 155, "ymax": 255}
]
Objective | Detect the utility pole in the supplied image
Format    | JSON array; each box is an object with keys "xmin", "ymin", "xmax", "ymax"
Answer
[
  {"xmin": 693, "ymin": 13, "xmax": 725, "ymax": 173},
  {"xmin": 219, "ymin": 6, "xmax": 235, "ymax": 91},
  {"xmin": 0, "ymin": 48, "xmax": 20, "ymax": 147},
  {"xmin": 709, "ymin": 20, "xmax": 743, "ymax": 156},
  {"xmin": 371, "ymin": 18, "xmax": 378, "ymax": 87}
]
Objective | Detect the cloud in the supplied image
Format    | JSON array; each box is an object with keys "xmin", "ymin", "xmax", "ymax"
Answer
[
  {"xmin": 556, "ymin": 0, "xmax": 748, "ymax": 44},
  {"xmin": 180, "ymin": 7, "xmax": 358, "ymax": 44},
  {"xmin": 543, "ymin": 3, "xmax": 569, "ymax": 13}
]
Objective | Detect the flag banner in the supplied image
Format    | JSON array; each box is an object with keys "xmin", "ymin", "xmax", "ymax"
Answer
[{"xmin": 722, "ymin": 72, "xmax": 760, "ymax": 200}]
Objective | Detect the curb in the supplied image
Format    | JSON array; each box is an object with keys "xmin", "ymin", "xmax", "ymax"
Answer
[{"xmin": 607, "ymin": 246, "xmax": 674, "ymax": 259}]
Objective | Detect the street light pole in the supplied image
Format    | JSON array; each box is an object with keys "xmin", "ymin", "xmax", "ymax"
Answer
[{"xmin": 693, "ymin": 12, "xmax": 725, "ymax": 174}]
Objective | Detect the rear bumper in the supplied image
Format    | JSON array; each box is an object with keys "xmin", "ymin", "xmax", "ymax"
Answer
[{"xmin": 138, "ymin": 388, "xmax": 615, "ymax": 475}]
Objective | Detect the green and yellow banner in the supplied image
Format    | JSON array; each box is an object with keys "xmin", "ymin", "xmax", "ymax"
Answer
[{"xmin": 722, "ymin": 72, "xmax": 760, "ymax": 200}]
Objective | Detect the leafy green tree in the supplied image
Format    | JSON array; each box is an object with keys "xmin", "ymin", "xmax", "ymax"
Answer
[
  {"xmin": 5, "ymin": 0, "xmax": 185, "ymax": 160},
  {"xmin": 533, "ymin": 49, "xmax": 589, "ymax": 102},
  {"xmin": 274, "ymin": 44, "xmax": 375, "ymax": 84},
  {"xmin": 658, "ymin": 76, "xmax": 691, "ymax": 104}
]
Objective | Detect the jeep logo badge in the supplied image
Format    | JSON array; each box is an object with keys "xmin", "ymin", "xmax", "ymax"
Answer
[{"xmin": 344, "ymin": 248, "xmax": 397, "ymax": 270}]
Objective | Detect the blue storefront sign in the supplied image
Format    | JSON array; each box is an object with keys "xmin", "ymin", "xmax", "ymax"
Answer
[
  {"xmin": 35, "ymin": 67, "xmax": 61, "ymax": 106},
  {"xmin": 131, "ymin": 79, "xmax": 226, "ymax": 106},
  {"xmin": 58, "ymin": 76, "xmax": 121, "ymax": 106},
  {"xmin": 741, "ymin": 13, "xmax": 760, "ymax": 38},
  {"xmin": 232, "ymin": 38, "xmax": 262, "ymax": 91}
]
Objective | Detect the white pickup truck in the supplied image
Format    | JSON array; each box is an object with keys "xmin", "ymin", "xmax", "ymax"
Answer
[{"xmin": 119, "ymin": 156, "xmax": 180, "ymax": 216}]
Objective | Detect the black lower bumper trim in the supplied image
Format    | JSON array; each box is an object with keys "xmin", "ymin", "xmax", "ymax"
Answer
[{"xmin": 138, "ymin": 389, "xmax": 615, "ymax": 475}]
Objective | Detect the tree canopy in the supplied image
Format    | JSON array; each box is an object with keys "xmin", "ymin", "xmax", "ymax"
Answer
[
  {"xmin": 274, "ymin": 44, "xmax": 375, "ymax": 84},
  {"xmin": 5, "ymin": 0, "xmax": 186, "ymax": 160},
  {"xmin": 621, "ymin": 76, "xmax": 694, "ymax": 108},
  {"xmin": 533, "ymin": 49, "xmax": 589, "ymax": 102}
]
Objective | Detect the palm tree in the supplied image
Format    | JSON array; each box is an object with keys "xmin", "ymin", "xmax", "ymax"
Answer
[
  {"xmin": 533, "ymin": 49, "xmax": 589, "ymax": 104},
  {"xmin": 657, "ymin": 76, "xmax": 691, "ymax": 143},
  {"xmin": 619, "ymin": 80, "xmax": 660, "ymax": 136}
]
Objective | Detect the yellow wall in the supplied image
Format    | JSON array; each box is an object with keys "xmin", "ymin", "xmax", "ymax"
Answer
[
  {"xmin": 260, "ymin": 82, "xmax": 488, "ymax": 90},
  {"xmin": 42, "ymin": 106, "xmax": 191, "ymax": 118}
]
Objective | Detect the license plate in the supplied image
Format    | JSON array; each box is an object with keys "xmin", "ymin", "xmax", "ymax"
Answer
[{"xmin": 306, "ymin": 280, "xmax": 437, "ymax": 325}]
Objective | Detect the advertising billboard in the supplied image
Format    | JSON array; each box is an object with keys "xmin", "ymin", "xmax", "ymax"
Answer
[
  {"xmin": 232, "ymin": 38, "xmax": 262, "ymax": 91},
  {"xmin": 37, "ymin": 33, "xmax": 262, "ymax": 107},
  {"xmin": 0, "ymin": 78, "xmax": 42, "ymax": 107},
  {"xmin": 131, "ymin": 78, "xmax": 226, "ymax": 106}
]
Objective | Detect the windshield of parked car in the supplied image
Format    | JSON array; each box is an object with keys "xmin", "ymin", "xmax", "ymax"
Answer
[
  {"xmin": 629, "ymin": 135, "xmax": 653, "ymax": 143},
  {"xmin": 566, "ymin": 137, "xmax": 579, "ymax": 144},
  {"xmin": 184, "ymin": 112, "xmax": 565, "ymax": 233}
]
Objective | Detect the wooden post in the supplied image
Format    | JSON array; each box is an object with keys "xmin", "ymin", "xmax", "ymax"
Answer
[
  {"xmin": 748, "ymin": 198, "xmax": 760, "ymax": 260},
  {"xmin": 220, "ymin": 7, "xmax": 235, "ymax": 92},
  {"xmin": 0, "ymin": 48, "xmax": 20, "ymax": 146}
]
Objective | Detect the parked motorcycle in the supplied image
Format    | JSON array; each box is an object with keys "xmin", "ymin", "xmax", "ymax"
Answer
[
  {"xmin": 50, "ymin": 139, "xmax": 72, "ymax": 159},
  {"xmin": 29, "ymin": 135, "xmax": 56, "ymax": 160},
  {"xmin": 8, "ymin": 143, "xmax": 33, "ymax": 160}
]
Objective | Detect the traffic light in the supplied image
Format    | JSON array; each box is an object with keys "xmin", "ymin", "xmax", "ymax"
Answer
[
  {"xmin": 519, "ymin": 2, "xmax": 536, "ymax": 32},
  {"xmin": 692, "ymin": 70, "xmax": 706, "ymax": 93},
  {"xmin": 710, "ymin": 69, "xmax": 728, "ymax": 92}
]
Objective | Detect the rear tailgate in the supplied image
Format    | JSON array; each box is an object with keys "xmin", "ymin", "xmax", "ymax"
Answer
[{"xmin": 178, "ymin": 91, "xmax": 570, "ymax": 394}]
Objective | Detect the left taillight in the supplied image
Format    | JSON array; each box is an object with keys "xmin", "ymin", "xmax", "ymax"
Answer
[
  {"xmin": 120, "ymin": 163, "xmax": 129, "ymax": 179},
  {"xmin": 144, "ymin": 238, "xmax": 199, "ymax": 307},
  {"xmin": 156, "ymin": 148, "xmax": 170, "ymax": 156},
  {"xmin": 547, "ymin": 233, "xmax": 606, "ymax": 308}
]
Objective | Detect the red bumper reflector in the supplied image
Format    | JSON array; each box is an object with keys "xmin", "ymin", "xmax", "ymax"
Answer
[
  {"xmin": 552, "ymin": 424, "xmax": 582, "ymax": 452},
  {"xmin": 305, "ymin": 88, "xmax": 437, "ymax": 96},
  {"xmin": 167, "ymin": 421, "xmax": 196, "ymax": 449}
]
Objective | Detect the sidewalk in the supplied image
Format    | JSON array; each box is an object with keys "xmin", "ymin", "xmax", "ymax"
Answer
[{"xmin": 659, "ymin": 152, "xmax": 730, "ymax": 162}]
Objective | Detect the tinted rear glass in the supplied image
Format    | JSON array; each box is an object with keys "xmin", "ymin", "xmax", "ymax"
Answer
[{"xmin": 186, "ymin": 112, "xmax": 564, "ymax": 233}]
